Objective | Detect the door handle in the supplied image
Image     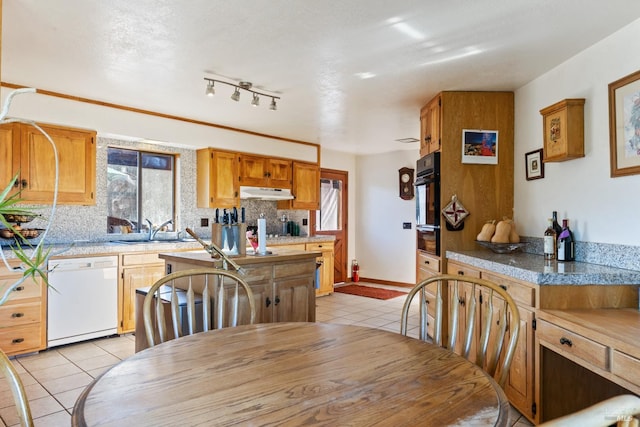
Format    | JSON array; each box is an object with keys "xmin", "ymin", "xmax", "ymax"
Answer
[{"xmin": 266, "ymin": 297, "xmax": 271, "ymax": 307}]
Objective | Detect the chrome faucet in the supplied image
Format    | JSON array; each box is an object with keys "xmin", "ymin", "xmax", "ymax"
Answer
[{"xmin": 146, "ymin": 219, "xmax": 173, "ymax": 241}]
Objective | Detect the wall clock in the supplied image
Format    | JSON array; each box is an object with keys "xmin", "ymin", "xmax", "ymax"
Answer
[{"xmin": 398, "ymin": 167, "xmax": 414, "ymax": 200}]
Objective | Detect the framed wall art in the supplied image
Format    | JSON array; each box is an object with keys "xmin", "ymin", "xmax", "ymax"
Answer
[
  {"xmin": 525, "ymin": 148, "xmax": 545, "ymax": 181},
  {"xmin": 461, "ymin": 129, "xmax": 498, "ymax": 165},
  {"xmin": 609, "ymin": 69, "xmax": 640, "ymax": 177}
]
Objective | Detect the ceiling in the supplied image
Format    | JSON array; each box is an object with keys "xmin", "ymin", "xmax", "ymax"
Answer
[{"xmin": 3, "ymin": 1, "xmax": 640, "ymax": 154}]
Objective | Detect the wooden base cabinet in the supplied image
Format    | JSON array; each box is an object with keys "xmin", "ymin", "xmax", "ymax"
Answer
[
  {"xmin": 0, "ymin": 261, "xmax": 46, "ymax": 356},
  {"xmin": 307, "ymin": 242, "xmax": 334, "ymax": 296},
  {"xmin": 119, "ymin": 252, "xmax": 166, "ymax": 333}
]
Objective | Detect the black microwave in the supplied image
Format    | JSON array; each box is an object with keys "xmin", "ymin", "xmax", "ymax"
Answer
[{"xmin": 415, "ymin": 152, "xmax": 440, "ymax": 255}]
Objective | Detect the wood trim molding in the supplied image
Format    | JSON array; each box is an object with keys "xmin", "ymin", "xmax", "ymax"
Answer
[
  {"xmin": 356, "ymin": 277, "xmax": 414, "ymax": 288},
  {"xmin": 0, "ymin": 81, "xmax": 321, "ymax": 158}
]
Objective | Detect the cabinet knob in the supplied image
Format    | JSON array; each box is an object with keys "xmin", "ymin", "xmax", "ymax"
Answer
[
  {"xmin": 12, "ymin": 338, "xmax": 24, "ymax": 344},
  {"xmin": 560, "ymin": 337, "xmax": 573, "ymax": 347},
  {"xmin": 458, "ymin": 270, "xmax": 464, "ymax": 275},
  {"xmin": 274, "ymin": 296, "xmax": 281, "ymax": 306},
  {"xmin": 21, "ymin": 179, "xmax": 27, "ymax": 188},
  {"xmin": 14, "ymin": 286, "xmax": 24, "ymax": 292},
  {"xmin": 458, "ymin": 297, "xmax": 465, "ymax": 306},
  {"xmin": 499, "ymin": 284, "xmax": 507, "ymax": 291},
  {"xmin": 424, "ymin": 260, "xmax": 430, "ymax": 264},
  {"xmin": 266, "ymin": 297, "xmax": 271, "ymax": 307},
  {"xmin": 11, "ymin": 312, "xmax": 24, "ymax": 318}
]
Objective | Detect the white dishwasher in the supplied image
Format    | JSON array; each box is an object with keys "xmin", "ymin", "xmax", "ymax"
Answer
[{"xmin": 47, "ymin": 255, "xmax": 119, "ymax": 348}]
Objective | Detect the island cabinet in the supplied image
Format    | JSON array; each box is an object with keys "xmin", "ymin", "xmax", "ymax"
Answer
[
  {"xmin": 446, "ymin": 256, "xmax": 640, "ymax": 424},
  {"xmin": 0, "ymin": 122, "xmax": 97, "ymax": 205},
  {"xmin": 196, "ymin": 148, "xmax": 240, "ymax": 209},
  {"xmin": 238, "ymin": 154, "xmax": 292, "ymax": 188},
  {"xmin": 159, "ymin": 249, "xmax": 318, "ymax": 325},
  {"xmin": 0, "ymin": 260, "xmax": 47, "ymax": 356}
]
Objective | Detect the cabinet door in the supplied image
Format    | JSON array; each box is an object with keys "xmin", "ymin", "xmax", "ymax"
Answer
[
  {"xmin": 121, "ymin": 264, "xmax": 165, "ymax": 333},
  {"xmin": 197, "ymin": 149, "xmax": 239, "ymax": 208},
  {"xmin": 267, "ymin": 158, "xmax": 292, "ymax": 188},
  {"xmin": 238, "ymin": 154, "xmax": 268, "ymax": 187},
  {"xmin": 20, "ymin": 124, "xmax": 96, "ymax": 205},
  {"xmin": 290, "ymin": 161, "xmax": 319, "ymax": 210},
  {"xmin": 504, "ymin": 306, "xmax": 535, "ymax": 422},
  {"xmin": 428, "ymin": 97, "xmax": 441, "ymax": 153},
  {"xmin": 0, "ymin": 123, "xmax": 19, "ymax": 193},
  {"xmin": 307, "ymin": 242, "xmax": 334, "ymax": 296},
  {"xmin": 273, "ymin": 276, "xmax": 313, "ymax": 322}
]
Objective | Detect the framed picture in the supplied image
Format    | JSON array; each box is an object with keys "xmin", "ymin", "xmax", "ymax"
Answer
[
  {"xmin": 525, "ymin": 148, "xmax": 545, "ymax": 180},
  {"xmin": 461, "ymin": 129, "xmax": 498, "ymax": 165},
  {"xmin": 609, "ymin": 69, "xmax": 640, "ymax": 177}
]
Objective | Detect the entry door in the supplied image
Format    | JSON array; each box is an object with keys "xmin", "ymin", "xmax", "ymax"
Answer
[{"xmin": 311, "ymin": 169, "xmax": 348, "ymax": 283}]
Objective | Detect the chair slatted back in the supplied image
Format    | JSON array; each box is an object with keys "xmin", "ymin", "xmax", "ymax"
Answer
[
  {"xmin": 143, "ymin": 268, "xmax": 256, "ymax": 347},
  {"xmin": 0, "ymin": 349, "xmax": 33, "ymax": 427},
  {"xmin": 400, "ymin": 274, "xmax": 520, "ymax": 387}
]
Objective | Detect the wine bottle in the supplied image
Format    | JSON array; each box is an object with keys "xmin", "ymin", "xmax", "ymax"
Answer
[
  {"xmin": 557, "ymin": 219, "xmax": 575, "ymax": 262},
  {"xmin": 543, "ymin": 218, "xmax": 557, "ymax": 260},
  {"xmin": 552, "ymin": 211, "xmax": 562, "ymax": 237}
]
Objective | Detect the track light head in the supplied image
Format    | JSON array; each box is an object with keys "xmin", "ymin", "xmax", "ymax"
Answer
[
  {"xmin": 205, "ymin": 80, "xmax": 215, "ymax": 96},
  {"xmin": 270, "ymin": 98, "xmax": 277, "ymax": 111},
  {"xmin": 231, "ymin": 88, "xmax": 241, "ymax": 102},
  {"xmin": 251, "ymin": 94, "xmax": 260, "ymax": 107}
]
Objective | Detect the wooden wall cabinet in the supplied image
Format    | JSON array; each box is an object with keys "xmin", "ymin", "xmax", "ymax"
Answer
[
  {"xmin": 278, "ymin": 161, "xmax": 320, "ymax": 210},
  {"xmin": 239, "ymin": 154, "xmax": 292, "ymax": 188},
  {"xmin": 0, "ymin": 260, "xmax": 47, "ymax": 356},
  {"xmin": 420, "ymin": 94, "xmax": 441, "ymax": 156},
  {"xmin": 415, "ymin": 91, "xmax": 514, "ymax": 279},
  {"xmin": 196, "ymin": 148, "xmax": 239, "ymax": 209},
  {"xmin": 0, "ymin": 122, "xmax": 97, "ymax": 205},
  {"xmin": 540, "ymin": 98, "xmax": 585, "ymax": 162}
]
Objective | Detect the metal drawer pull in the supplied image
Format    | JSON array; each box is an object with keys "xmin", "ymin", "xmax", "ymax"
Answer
[
  {"xmin": 424, "ymin": 260, "xmax": 430, "ymax": 264},
  {"xmin": 458, "ymin": 270, "xmax": 464, "ymax": 275},
  {"xmin": 11, "ymin": 312, "xmax": 25, "ymax": 318},
  {"xmin": 499, "ymin": 285, "xmax": 507, "ymax": 291},
  {"xmin": 12, "ymin": 338, "xmax": 24, "ymax": 344},
  {"xmin": 14, "ymin": 286, "xmax": 25, "ymax": 292},
  {"xmin": 560, "ymin": 337, "xmax": 573, "ymax": 347}
]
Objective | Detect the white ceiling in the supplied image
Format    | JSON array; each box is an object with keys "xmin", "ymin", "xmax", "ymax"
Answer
[{"xmin": 3, "ymin": 1, "xmax": 640, "ymax": 154}]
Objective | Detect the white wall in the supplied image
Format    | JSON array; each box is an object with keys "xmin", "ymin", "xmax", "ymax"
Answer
[
  {"xmin": 514, "ymin": 18, "xmax": 640, "ymax": 246},
  {"xmin": 354, "ymin": 150, "xmax": 418, "ymax": 285}
]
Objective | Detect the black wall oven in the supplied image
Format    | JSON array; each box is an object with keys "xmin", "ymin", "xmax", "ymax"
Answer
[{"xmin": 415, "ymin": 152, "xmax": 440, "ymax": 255}]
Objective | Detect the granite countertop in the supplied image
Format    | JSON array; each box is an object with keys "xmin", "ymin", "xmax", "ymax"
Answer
[
  {"xmin": 446, "ymin": 250, "xmax": 640, "ymax": 285},
  {"xmin": 0, "ymin": 236, "xmax": 335, "ymax": 259},
  {"xmin": 159, "ymin": 247, "xmax": 321, "ymax": 267}
]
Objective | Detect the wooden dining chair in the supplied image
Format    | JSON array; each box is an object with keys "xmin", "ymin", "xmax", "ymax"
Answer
[
  {"xmin": 0, "ymin": 348, "xmax": 33, "ymax": 427},
  {"xmin": 400, "ymin": 274, "xmax": 520, "ymax": 387},
  {"xmin": 538, "ymin": 394, "xmax": 640, "ymax": 427},
  {"xmin": 143, "ymin": 268, "xmax": 256, "ymax": 347}
]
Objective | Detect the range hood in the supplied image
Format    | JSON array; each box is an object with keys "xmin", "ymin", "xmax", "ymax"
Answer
[{"xmin": 240, "ymin": 186, "xmax": 294, "ymax": 200}]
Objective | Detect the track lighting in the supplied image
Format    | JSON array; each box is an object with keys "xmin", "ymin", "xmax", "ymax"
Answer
[{"xmin": 204, "ymin": 77, "xmax": 280, "ymax": 110}]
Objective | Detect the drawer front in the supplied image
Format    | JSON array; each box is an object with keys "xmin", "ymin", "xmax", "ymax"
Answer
[
  {"xmin": 0, "ymin": 302, "xmax": 42, "ymax": 326},
  {"xmin": 272, "ymin": 243, "xmax": 306, "ymax": 251},
  {"xmin": 274, "ymin": 260, "xmax": 316, "ymax": 278},
  {"xmin": 306, "ymin": 242, "xmax": 333, "ymax": 252},
  {"xmin": 447, "ymin": 261, "xmax": 481, "ymax": 279},
  {"xmin": 612, "ymin": 350, "xmax": 640, "ymax": 388},
  {"xmin": 122, "ymin": 253, "xmax": 161, "ymax": 266},
  {"xmin": 482, "ymin": 272, "xmax": 535, "ymax": 308},
  {"xmin": 0, "ymin": 324, "xmax": 43, "ymax": 355},
  {"xmin": 537, "ymin": 319, "xmax": 607, "ymax": 370},
  {"xmin": 417, "ymin": 252, "xmax": 440, "ymax": 274},
  {"xmin": 0, "ymin": 277, "xmax": 41, "ymax": 301}
]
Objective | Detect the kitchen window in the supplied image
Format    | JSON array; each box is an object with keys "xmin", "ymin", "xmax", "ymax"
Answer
[{"xmin": 107, "ymin": 147, "xmax": 175, "ymax": 234}]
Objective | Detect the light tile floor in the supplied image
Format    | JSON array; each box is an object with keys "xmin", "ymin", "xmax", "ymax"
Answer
[{"xmin": 1, "ymin": 282, "xmax": 534, "ymax": 426}]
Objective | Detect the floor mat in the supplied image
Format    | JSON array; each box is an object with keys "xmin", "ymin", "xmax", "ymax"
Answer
[{"xmin": 334, "ymin": 285, "xmax": 408, "ymax": 300}]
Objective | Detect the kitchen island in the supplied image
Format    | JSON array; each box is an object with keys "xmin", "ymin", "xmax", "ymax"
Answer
[{"xmin": 131, "ymin": 249, "xmax": 321, "ymax": 350}]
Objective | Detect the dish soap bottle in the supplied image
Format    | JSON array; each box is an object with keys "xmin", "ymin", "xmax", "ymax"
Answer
[{"xmin": 543, "ymin": 218, "xmax": 557, "ymax": 260}]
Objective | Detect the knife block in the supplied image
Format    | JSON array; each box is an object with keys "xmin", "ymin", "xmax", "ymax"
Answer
[{"xmin": 211, "ymin": 223, "xmax": 246, "ymax": 257}]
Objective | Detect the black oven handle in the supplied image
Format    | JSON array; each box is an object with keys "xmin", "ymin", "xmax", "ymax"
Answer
[
  {"xmin": 414, "ymin": 176, "xmax": 436, "ymax": 186},
  {"xmin": 417, "ymin": 225, "xmax": 440, "ymax": 232}
]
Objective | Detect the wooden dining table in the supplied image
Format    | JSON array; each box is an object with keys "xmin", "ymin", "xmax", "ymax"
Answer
[{"xmin": 72, "ymin": 322, "xmax": 510, "ymax": 426}]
